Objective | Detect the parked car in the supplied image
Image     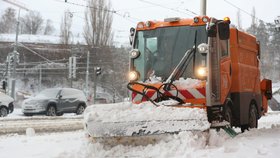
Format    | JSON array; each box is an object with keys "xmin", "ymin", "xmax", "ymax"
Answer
[
  {"xmin": 0, "ymin": 92, "xmax": 14, "ymax": 117},
  {"xmin": 21, "ymin": 88, "xmax": 87, "ymax": 116}
]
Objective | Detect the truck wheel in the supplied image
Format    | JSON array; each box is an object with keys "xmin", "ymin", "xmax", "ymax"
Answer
[
  {"xmin": 241, "ymin": 125, "xmax": 248, "ymax": 133},
  {"xmin": 46, "ymin": 105, "xmax": 57, "ymax": 116},
  {"xmin": 249, "ymin": 104, "xmax": 258, "ymax": 129},
  {"xmin": 224, "ymin": 105, "xmax": 233, "ymax": 127},
  {"xmin": 76, "ymin": 104, "xmax": 85, "ymax": 115},
  {"xmin": 0, "ymin": 106, "xmax": 8, "ymax": 117}
]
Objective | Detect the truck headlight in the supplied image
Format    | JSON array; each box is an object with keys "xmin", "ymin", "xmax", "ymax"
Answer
[
  {"xmin": 129, "ymin": 49, "xmax": 140, "ymax": 59},
  {"xmin": 197, "ymin": 67, "xmax": 207, "ymax": 77},
  {"xmin": 128, "ymin": 71, "xmax": 140, "ymax": 81}
]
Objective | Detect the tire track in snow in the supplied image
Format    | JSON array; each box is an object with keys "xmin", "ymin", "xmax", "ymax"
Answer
[{"xmin": 0, "ymin": 117, "xmax": 84, "ymax": 135}]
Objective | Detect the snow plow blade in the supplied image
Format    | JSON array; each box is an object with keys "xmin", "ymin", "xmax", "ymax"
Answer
[
  {"xmin": 84, "ymin": 101, "xmax": 211, "ymax": 138},
  {"xmin": 86, "ymin": 119, "xmax": 210, "ymax": 138}
]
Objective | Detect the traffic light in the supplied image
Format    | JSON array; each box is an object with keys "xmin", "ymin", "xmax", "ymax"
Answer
[
  {"xmin": 2, "ymin": 81, "xmax": 7, "ymax": 90},
  {"xmin": 95, "ymin": 67, "xmax": 101, "ymax": 76}
]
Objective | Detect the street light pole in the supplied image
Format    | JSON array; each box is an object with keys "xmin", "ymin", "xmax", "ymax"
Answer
[
  {"xmin": 200, "ymin": 0, "xmax": 206, "ymax": 16},
  {"xmin": 85, "ymin": 51, "xmax": 90, "ymax": 98},
  {"xmin": 10, "ymin": 9, "xmax": 20, "ymax": 98},
  {"xmin": 3, "ymin": 0, "xmax": 29, "ymax": 98}
]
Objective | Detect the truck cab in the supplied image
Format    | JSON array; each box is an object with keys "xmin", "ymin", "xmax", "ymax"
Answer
[{"xmin": 127, "ymin": 16, "xmax": 272, "ymax": 131}]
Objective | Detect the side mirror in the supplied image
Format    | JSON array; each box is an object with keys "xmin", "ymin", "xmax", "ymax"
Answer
[
  {"xmin": 218, "ymin": 22, "xmax": 230, "ymax": 40},
  {"xmin": 129, "ymin": 27, "xmax": 135, "ymax": 45},
  {"xmin": 59, "ymin": 95, "xmax": 62, "ymax": 99},
  {"xmin": 207, "ymin": 24, "xmax": 216, "ymax": 37}
]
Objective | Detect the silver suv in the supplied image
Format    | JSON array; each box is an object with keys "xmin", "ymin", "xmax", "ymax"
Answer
[
  {"xmin": 0, "ymin": 92, "xmax": 14, "ymax": 117},
  {"xmin": 22, "ymin": 88, "xmax": 87, "ymax": 116}
]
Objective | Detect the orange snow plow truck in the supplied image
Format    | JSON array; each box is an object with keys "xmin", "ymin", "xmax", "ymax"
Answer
[
  {"xmin": 84, "ymin": 16, "xmax": 272, "ymax": 138},
  {"xmin": 127, "ymin": 16, "xmax": 272, "ymax": 132}
]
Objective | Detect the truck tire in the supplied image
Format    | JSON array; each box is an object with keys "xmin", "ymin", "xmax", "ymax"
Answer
[
  {"xmin": 46, "ymin": 105, "xmax": 57, "ymax": 116},
  {"xmin": 224, "ymin": 105, "xmax": 233, "ymax": 127},
  {"xmin": 0, "ymin": 106, "xmax": 8, "ymax": 117},
  {"xmin": 248, "ymin": 104, "xmax": 258, "ymax": 129}
]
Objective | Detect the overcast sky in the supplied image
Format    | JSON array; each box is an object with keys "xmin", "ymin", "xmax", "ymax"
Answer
[{"xmin": 0, "ymin": 0, "xmax": 279, "ymax": 46}]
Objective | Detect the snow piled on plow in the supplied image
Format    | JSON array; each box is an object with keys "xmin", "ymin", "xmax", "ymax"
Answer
[
  {"xmin": 84, "ymin": 101, "xmax": 210, "ymax": 137},
  {"xmin": 84, "ymin": 101, "xmax": 207, "ymax": 122}
]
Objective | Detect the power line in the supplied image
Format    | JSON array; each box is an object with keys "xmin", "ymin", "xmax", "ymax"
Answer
[
  {"xmin": 137, "ymin": 0, "xmax": 194, "ymax": 17},
  {"xmin": 223, "ymin": 0, "xmax": 264, "ymax": 23},
  {"xmin": 55, "ymin": 0, "xmax": 140, "ymax": 24},
  {"xmin": 56, "ymin": 0, "xmax": 117, "ymax": 13}
]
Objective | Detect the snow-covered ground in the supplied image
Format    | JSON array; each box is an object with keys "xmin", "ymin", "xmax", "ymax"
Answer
[{"xmin": 1, "ymin": 108, "xmax": 280, "ymax": 158}]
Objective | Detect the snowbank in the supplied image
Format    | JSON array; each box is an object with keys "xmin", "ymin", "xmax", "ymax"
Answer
[{"xmin": 84, "ymin": 101, "xmax": 210, "ymax": 137}]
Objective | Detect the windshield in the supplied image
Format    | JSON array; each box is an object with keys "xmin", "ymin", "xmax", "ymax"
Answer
[
  {"xmin": 134, "ymin": 25, "xmax": 207, "ymax": 81},
  {"xmin": 36, "ymin": 88, "xmax": 60, "ymax": 98}
]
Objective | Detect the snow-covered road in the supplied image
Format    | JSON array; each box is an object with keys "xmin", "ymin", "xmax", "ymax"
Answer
[
  {"xmin": 0, "ymin": 109, "xmax": 83, "ymax": 135},
  {"xmin": 0, "ymin": 110, "xmax": 280, "ymax": 158},
  {"xmin": 0, "ymin": 117, "xmax": 83, "ymax": 135}
]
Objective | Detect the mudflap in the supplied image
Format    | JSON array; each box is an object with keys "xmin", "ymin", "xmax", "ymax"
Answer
[
  {"xmin": 210, "ymin": 121, "xmax": 238, "ymax": 138},
  {"xmin": 222, "ymin": 126, "xmax": 238, "ymax": 138},
  {"xmin": 85, "ymin": 119, "xmax": 210, "ymax": 138}
]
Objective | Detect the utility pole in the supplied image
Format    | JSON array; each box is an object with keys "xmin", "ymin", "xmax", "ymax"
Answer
[
  {"xmin": 85, "ymin": 51, "xmax": 90, "ymax": 99},
  {"xmin": 39, "ymin": 63, "xmax": 42, "ymax": 92},
  {"xmin": 10, "ymin": 9, "xmax": 20, "ymax": 98},
  {"xmin": 200, "ymin": 0, "xmax": 207, "ymax": 16},
  {"xmin": 3, "ymin": 0, "xmax": 29, "ymax": 98}
]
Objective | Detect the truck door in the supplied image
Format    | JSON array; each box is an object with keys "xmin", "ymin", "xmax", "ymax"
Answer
[
  {"xmin": 207, "ymin": 20, "xmax": 231, "ymax": 106},
  {"xmin": 219, "ymin": 39, "xmax": 231, "ymax": 104}
]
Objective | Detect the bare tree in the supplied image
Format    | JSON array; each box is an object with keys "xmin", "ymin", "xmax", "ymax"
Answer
[
  {"xmin": 21, "ymin": 11, "xmax": 43, "ymax": 34},
  {"xmin": 0, "ymin": 8, "xmax": 17, "ymax": 33},
  {"xmin": 84, "ymin": 0, "xmax": 114, "ymax": 47},
  {"xmin": 44, "ymin": 19, "xmax": 55, "ymax": 35},
  {"xmin": 247, "ymin": 7, "xmax": 257, "ymax": 35},
  {"xmin": 60, "ymin": 10, "xmax": 73, "ymax": 45}
]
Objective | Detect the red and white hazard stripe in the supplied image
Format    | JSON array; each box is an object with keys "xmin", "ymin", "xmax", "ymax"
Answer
[{"xmin": 132, "ymin": 87, "xmax": 206, "ymax": 103}]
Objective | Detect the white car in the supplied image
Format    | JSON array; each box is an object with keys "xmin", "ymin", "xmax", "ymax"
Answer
[
  {"xmin": 21, "ymin": 88, "xmax": 87, "ymax": 116},
  {"xmin": 0, "ymin": 92, "xmax": 14, "ymax": 117}
]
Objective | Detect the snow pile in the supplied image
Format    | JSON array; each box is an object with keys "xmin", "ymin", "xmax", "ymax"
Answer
[
  {"xmin": 173, "ymin": 77, "xmax": 205, "ymax": 89},
  {"xmin": 84, "ymin": 101, "xmax": 210, "ymax": 137},
  {"xmin": 1, "ymin": 111, "xmax": 280, "ymax": 157},
  {"xmin": 146, "ymin": 75, "xmax": 162, "ymax": 83},
  {"xmin": 84, "ymin": 101, "xmax": 208, "ymax": 123},
  {"xmin": 145, "ymin": 77, "xmax": 205, "ymax": 89},
  {"xmin": 26, "ymin": 128, "xmax": 36, "ymax": 137}
]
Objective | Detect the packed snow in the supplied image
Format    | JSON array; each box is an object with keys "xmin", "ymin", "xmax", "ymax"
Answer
[
  {"xmin": 1, "ymin": 111, "xmax": 280, "ymax": 158},
  {"xmin": 1, "ymin": 80, "xmax": 280, "ymax": 157},
  {"xmin": 84, "ymin": 101, "xmax": 207, "ymax": 122},
  {"xmin": 84, "ymin": 101, "xmax": 210, "ymax": 137}
]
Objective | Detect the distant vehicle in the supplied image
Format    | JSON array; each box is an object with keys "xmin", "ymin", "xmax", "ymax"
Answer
[
  {"xmin": 21, "ymin": 88, "xmax": 87, "ymax": 116},
  {"xmin": 0, "ymin": 92, "xmax": 14, "ymax": 117}
]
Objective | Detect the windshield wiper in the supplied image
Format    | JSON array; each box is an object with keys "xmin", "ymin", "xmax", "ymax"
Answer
[
  {"xmin": 164, "ymin": 30, "xmax": 198, "ymax": 91},
  {"xmin": 164, "ymin": 46, "xmax": 196, "ymax": 91}
]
